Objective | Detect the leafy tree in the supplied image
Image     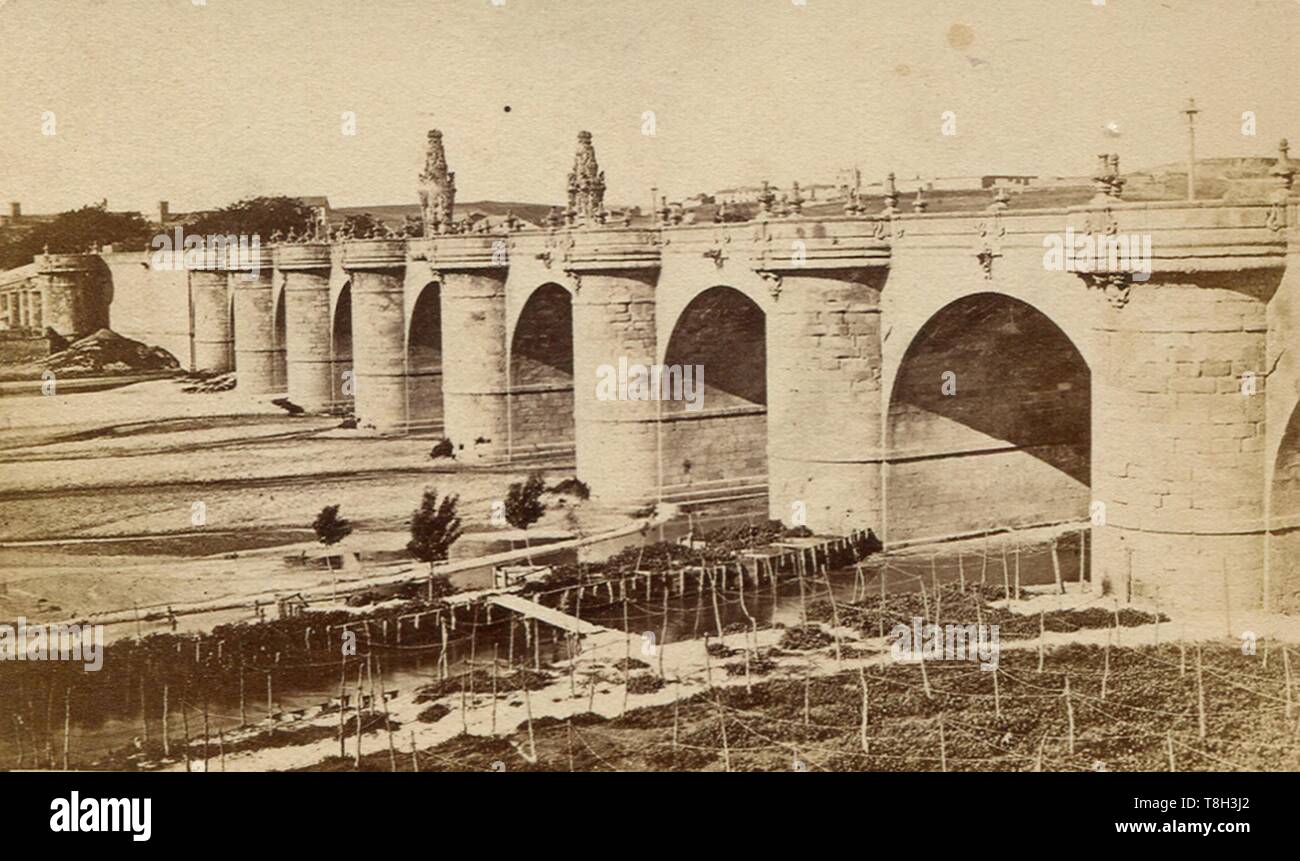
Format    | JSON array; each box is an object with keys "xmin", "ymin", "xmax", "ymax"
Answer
[
  {"xmin": 312, "ymin": 504, "xmax": 353, "ymax": 579},
  {"xmin": 1, "ymin": 203, "xmax": 154, "ymax": 269},
  {"xmin": 406, "ymin": 488, "xmax": 463, "ymax": 572},
  {"xmin": 341, "ymin": 212, "xmax": 382, "ymax": 238},
  {"xmin": 504, "ymin": 472, "xmax": 547, "ymax": 560},
  {"xmin": 186, "ymin": 196, "xmax": 316, "ymax": 241}
]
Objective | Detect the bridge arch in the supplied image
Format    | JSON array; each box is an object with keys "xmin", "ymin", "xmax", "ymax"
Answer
[
  {"xmin": 330, "ymin": 281, "xmax": 353, "ymax": 413},
  {"xmin": 508, "ymin": 282, "xmax": 575, "ymax": 456},
  {"xmin": 1269, "ymin": 402, "xmax": 1300, "ymax": 611},
  {"xmin": 659, "ymin": 284, "xmax": 767, "ymax": 499},
  {"xmin": 884, "ymin": 291, "xmax": 1091, "ymax": 544},
  {"xmin": 406, "ymin": 280, "xmax": 443, "ymax": 433}
]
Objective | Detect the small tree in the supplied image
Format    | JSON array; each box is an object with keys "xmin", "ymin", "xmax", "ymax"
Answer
[
  {"xmin": 407, "ymin": 488, "xmax": 463, "ymax": 574},
  {"xmin": 313, "ymin": 504, "xmax": 353, "ymax": 594},
  {"xmin": 504, "ymin": 472, "xmax": 548, "ymax": 560}
]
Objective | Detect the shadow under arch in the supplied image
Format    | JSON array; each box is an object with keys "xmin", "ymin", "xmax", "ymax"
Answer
[
  {"xmin": 659, "ymin": 284, "xmax": 766, "ymax": 499},
  {"xmin": 227, "ymin": 291, "xmax": 236, "ymax": 372},
  {"xmin": 885, "ymin": 291, "xmax": 1090, "ymax": 544},
  {"xmin": 509, "ymin": 282, "xmax": 574, "ymax": 457},
  {"xmin": 406, "ymin": 280, "xmax": 443, "ymax": 434},
  {"xmin": 330, "ymin": 281, "xmax": 352, "ymax": 413},
  {"xmin": 1269, "ymin": 403, "xmax": 1300, "ymax": 612},
  {"xmin": 272, "ymin": 288, "xmax": 287, "ymax": 392}
]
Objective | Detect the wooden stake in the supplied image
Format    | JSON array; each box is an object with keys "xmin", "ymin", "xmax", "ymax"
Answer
[
  {"xmin": 161, "ymin": 684, "xmax": 170, "ymax": 757},
  {"xmin": 1051, "ymin": 539, "xmax": 1063, "ymax": 603},
  {"xmin": 218, "ymin": 729, "xmax": 225, "ymax": 772},
  {"xmin": 140, "ymin": 672, "xmax": 149, "ymax": 749},
  {"xmin": 879, "ymin": 566, "xmax": 886, "ymax": 640},
  {"xmin": 992, "ymin": 667, "xmax": 1001, "ymax": 718},
  {"xmin": 1101, "ymin": 633, "xmax": 1110, "ymax": 700},
  {"xmin": 1166, "ymin": 730, "xmax": 1176, "ymax": 771},
  {"xmin": 522, "ymin": 672, "xmax": 536, "ymax": 762},
  {"xmin": 1283, "ymin": 648, "xmax": 1294, "ymax": 720},
  {"xmin": 858, "ymin": 667, "xmax": 870, "ymax": 755},
  {"xmin": 1078, "ymin": 529, "xmax": 1087, "ymax": 590},
  {"xmin": 938, "ymin": 713, "xmax": 947, "ymax": 772},
  {"xmin": 1195, "ymin": 646, "xmax": 1207, "ymax": 740},
  {"xmin": 716, "ymin": 692, "xmax": 730, "ymax": 772},
  {"xmin": 354, "ymin": 664, "xmax": 363, "ymax": 770},
  {"xmin": 1037, "ymin": 610, "xmax": 1045, "ymax": 672},
  {"xmin": 202, "ymin": 696, "xmax": 210, "ymax": 772},
  {"xmin": 62, "ymin": 687, "xmax": 70, "ymax": 771},
  {"xmin": 659, "ymin": 587, "xmax": 668, "ymax": 679},
  {"xmin": 380, "ymin": 662, "xmax": 397, "ymax": 772},
  {"xmin": 821, "ymin": 565, "xmax": 842, "ymax": 665},
  {"xmin": 980, "ymin": 528, "xmax": 990, "ymax": 586},
  {"xmin": 1001, "ymin": 541, "xmax": 1010, "ymax": 600},
  {"xmin": 338, "ymin": 655, "xmax": 347, "ymax": 759},
  {"xmin": 181, "ymin": 689, "xmax": 191, "ymax": 772},
  {"xmin": 410, "ymin": 731, "xmax": 419, "ymax": 773},
  {"xmin": 1014, "ymin": 542, "xmax": 1022, "ymax": 601},
  {"xmin": 1064, "ymin": 676, "xmax": 1075, "ymax": 754},
  {"xmin": 919, "ymin": 648, "xmax": 932, "ymax": 699},
  {"xmin": 670, "ymin": 681, "xmax": 681, "ymax": 769}
]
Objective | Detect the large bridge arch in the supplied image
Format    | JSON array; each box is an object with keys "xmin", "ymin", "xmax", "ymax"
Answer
[
  {"xmin": 406, "ymin": 280, "xmax": 443, "ymax": 433},
  {"xmin": 884, "ymin": 291, "xmax": 1091, "ymax": 544},
  {"xmin": 508, "ymin": 282, "xmax": 575, "ymax": 456},
  {"xmin": 658, "ymin": 284, "xmax": 767, "ymax": 499}
]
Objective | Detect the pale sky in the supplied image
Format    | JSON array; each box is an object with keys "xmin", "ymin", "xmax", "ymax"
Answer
[{"xmin": 0, "ymin": 0, "xmax": 1295, "ymax": 215}]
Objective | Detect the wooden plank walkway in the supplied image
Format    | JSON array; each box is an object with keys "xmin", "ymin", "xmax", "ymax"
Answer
[{"xmin": 487, "ymin": 593, "xmax": 612, "ymax": 636}]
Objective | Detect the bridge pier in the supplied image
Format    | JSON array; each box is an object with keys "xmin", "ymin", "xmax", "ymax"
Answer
[
  {"xmin": 36, "ymin": 253, "xmax": 107, "ymax": 338},
  {"xmin": 1091, "ymin": 271, "xmax": 1275, "ymax": 611},
  {"xmin": 342, "ymin": 239, "xmax": 409, "ymax": 432},
  {"xmin": 276, "ymin": 243, "xmax": 334, "ymax": 412},
  {"xmin": 767, "ymin": 272, "xmax": 885, "ymax": 536},
  {"xmin": 572, "ymin": 269, "xmax": 661, "ymax": 508},
  {"xmin": 229, "ymin": 250, "xmax": 282, "ymax": 395},
  {"xmin": 189, "ymin": 267, "xmax": 232, "ymax": 373},
  {"xmin": 421, "ymin": 237, "xmax": 510, "ymax": 460}
]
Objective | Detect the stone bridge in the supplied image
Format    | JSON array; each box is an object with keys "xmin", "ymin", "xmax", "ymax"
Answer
[{"xmin": 26, "ymin": 135, "xmax": 1300, "ymax": 614}]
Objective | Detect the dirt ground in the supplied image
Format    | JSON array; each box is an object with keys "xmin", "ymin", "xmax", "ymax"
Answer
[{"xmin": 0, "ymin": 377, "xmax": 627, "ymax": 622}]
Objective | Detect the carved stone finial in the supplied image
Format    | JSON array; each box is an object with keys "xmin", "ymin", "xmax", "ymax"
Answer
[
  {"xmin": 418, "ymin": 129, "xmax": 456, "ymax": 237},
  {"xmin": 913, "ymin": 187, "xmax": 928, "ymax": 213},
  {"xmin": 545, "ymin": 206, "xmax": 563, "ymax": 229},
  {"xmin": 1271, "ymin": 138, "xmax": 1295, "ymax": 193},
  {"xmin": 789, "ymin": 182, "xmax": 803, "ymax": 215},
  {"xmin": 1091, "ymin": 152, "xmax": 1124, "ymax": 203},
  {"xmin": 567, "ymin": 131, "xmax": 606, "ymax": 227},
  {"xmin": 657, "ymin": 195, "xmax": 671, "ymax": 226},
  {"xmin": 882, "ymin": 173, "xmax": 900, "ymax": 215},
  {"xmin": 987, "ymin": 186, "xmax": 1010, "ymax": 212},
  {"xmin": 757, "ymin": 181, "xmax": 776, "ymax": 217}
]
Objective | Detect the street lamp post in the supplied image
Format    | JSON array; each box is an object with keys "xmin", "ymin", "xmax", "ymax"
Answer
[{"xmin": 1182, "ymin": 97, "xmax": 1200, "ymax": 201}]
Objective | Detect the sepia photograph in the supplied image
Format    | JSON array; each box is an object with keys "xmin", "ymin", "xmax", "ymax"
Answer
[{"xmin": 0, "ymin": 0, "xmax": 1295, "ymax": 842}]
